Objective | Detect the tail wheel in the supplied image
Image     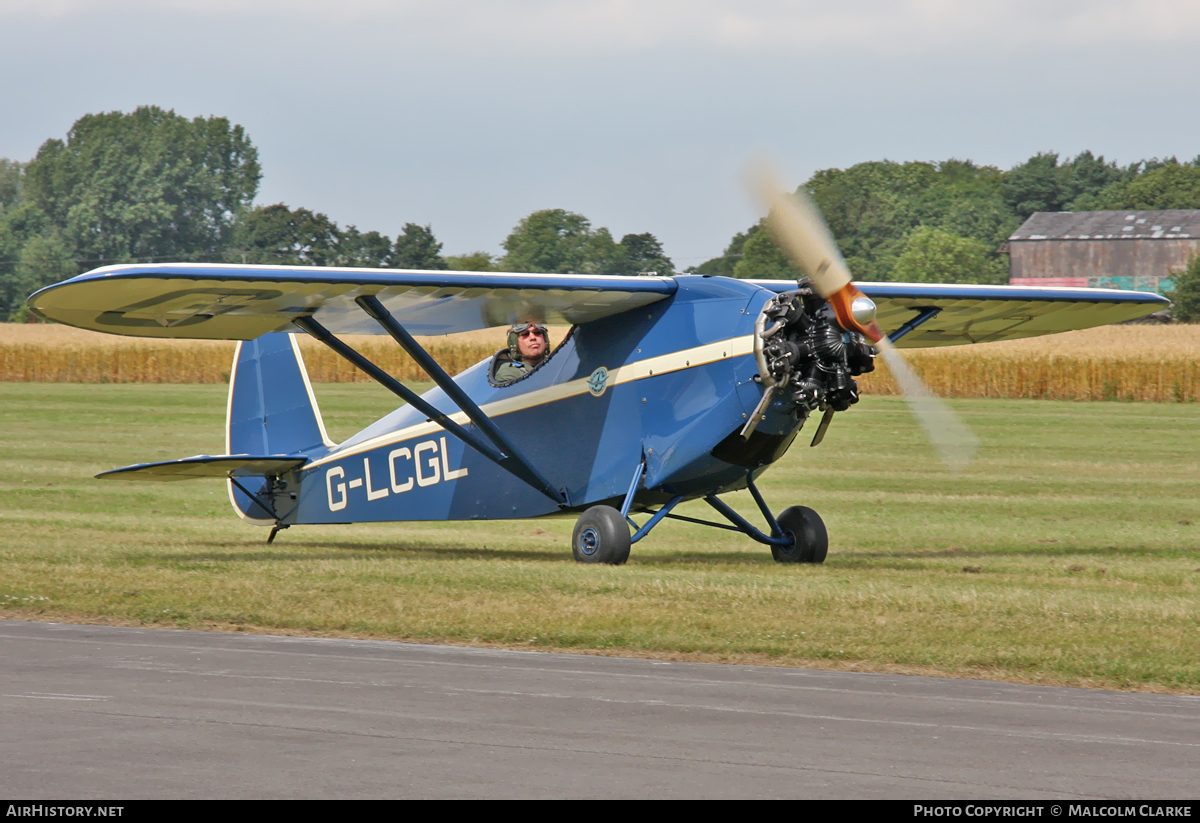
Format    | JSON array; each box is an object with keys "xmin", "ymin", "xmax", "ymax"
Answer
[
  {"xmin": 772, "ymin": 506, "xmax": 828, "ymax": 564},
  {"xmin": 572, "ymin": 505, "xmax": 631, "ymax": 565}
]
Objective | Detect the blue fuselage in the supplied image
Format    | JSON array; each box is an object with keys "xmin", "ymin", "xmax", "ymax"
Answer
[{"xmin": 278, "ymin": 276, "xmax": 797, "ymax": 524}]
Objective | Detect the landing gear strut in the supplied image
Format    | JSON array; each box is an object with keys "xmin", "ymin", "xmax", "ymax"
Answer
[{"xmin": 568, "ymin": 466, "xmax": 829, "ymax": 565}]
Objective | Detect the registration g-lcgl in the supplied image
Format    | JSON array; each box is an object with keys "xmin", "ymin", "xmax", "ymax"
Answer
[{"xmin": 326, "ymin": 436, "xmax": 468, "ymax": 511}]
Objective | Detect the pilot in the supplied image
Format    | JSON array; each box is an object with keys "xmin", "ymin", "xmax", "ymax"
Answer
[{"xmin": 493, "ymin": 322, "xmax": 551, "ymax": 385}]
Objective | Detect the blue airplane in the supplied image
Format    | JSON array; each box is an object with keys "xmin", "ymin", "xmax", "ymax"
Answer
[{"xmin": 26, "ymin": 194, "xmax": 1168, "ymax": 565}]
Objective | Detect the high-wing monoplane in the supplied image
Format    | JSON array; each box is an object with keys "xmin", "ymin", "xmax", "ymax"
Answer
[{"xmin": 26, "ymin": 190, "xmax": 1168, "ymax": 564}]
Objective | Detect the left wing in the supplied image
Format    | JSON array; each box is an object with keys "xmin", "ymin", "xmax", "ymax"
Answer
[
  {"xmin": 747, "ymin": 281, "xmax": 1169, "ymax": 348},
  {"xmin": 28, "ymin": 264, "xmax": 678, "ymax": 339}
]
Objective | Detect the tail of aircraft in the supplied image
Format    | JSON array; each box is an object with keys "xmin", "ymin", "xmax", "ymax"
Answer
[
  {"xmin": 224, "ymin": 332, "xmax": 333, "ymax": 526},
  {"xmin": 227, "ymin": 332, "xmax": 334, "ymax": 457},
  {"xmin": 94, "ymin": 333, "xmax": 331, "ymax": 528}
]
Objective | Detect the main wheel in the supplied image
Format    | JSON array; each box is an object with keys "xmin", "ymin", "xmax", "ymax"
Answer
[
  {"xmin": 572, "ymin": 505, "xmax": 632, "ymax": 565},
  {"xmin": 771, "ymin": 506, "xmax": 828, "ymax": 564}
]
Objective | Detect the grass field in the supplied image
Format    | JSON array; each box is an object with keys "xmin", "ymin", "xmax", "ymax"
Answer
[{"xmin": 1, "ymin": 381, "xmax": 1198, "ymax": 693}]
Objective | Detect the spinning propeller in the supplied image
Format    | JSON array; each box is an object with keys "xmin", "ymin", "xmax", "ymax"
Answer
[{"xmin": 748, "ymin": 161, "xmax": 978, "ymax": 472}]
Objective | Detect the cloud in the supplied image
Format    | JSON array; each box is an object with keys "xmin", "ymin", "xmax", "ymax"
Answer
[{"xmin": 6, "ymin": 0, "xmax": 1200, "ymax": 55}]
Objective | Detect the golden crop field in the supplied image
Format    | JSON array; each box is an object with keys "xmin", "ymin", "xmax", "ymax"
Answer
[
  {"xmin": 0, "ymin": 323, "xmax": 518, "ymax": 384},
  {"xmin": 861, "ymin": 324, "xmax": 1200, "ymax": 402},
  {"xmin": 2, "ymin": 322, "xmax": 1198, "ymax": 401}
]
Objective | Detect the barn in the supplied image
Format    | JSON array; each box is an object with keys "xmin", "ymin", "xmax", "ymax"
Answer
[{"xmin": 1006, "ymin": 210, "xmax": 1200, "ymax": 295}]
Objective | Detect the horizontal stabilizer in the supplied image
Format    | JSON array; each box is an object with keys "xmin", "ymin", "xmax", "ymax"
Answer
[{"xmin": 96, "ymin": 455, "xmax": 307, "ymax": 482}]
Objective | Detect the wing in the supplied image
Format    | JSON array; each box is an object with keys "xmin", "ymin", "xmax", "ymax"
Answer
[
  {"xmin": 747, "ymin": 281, "xmax": 1170, "ymax": 348},
  {"xmin": 28, "ymin": 263, "xmax": 678, "ymax": 339}
]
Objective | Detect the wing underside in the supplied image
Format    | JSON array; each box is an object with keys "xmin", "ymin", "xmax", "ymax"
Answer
[
  {"xmin": 748, "ymin": 281, "xmax": 1170, "ymax": 348},
  {"xmin": 29, "ymin": 264, "xmax": 678, "ymax": 339}
]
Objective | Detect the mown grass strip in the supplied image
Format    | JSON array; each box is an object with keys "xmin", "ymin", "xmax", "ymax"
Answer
[{"xmin": 0, "ymin": 383, "xmax": 1197, "ymax": 692}]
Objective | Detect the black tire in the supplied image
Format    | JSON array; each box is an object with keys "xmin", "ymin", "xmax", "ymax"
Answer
[
  {"xmin": 771, "ymin": 506, "xmax": 828, "ymax": 564},
  {"xmin": 572, "ymin": 505, "xmax": 632, "ymax": 565}
]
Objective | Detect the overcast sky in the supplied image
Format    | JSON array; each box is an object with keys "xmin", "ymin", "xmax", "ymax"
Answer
[{"xmin": 3, "ymin": 0, "xmax": 1199, "ymax": 266}]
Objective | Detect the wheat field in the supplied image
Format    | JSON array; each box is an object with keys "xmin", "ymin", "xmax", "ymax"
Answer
[
  {"xmin": 861, "ymin": 325, "xmax": 1200, "ymax": 402},
  {"xmin": 0, "ymin": 323, "xmax": 519, "ymax": 384},
  {"xmin": 2, "ymin": 322, "xmax": 1198, "ymax": 401}
]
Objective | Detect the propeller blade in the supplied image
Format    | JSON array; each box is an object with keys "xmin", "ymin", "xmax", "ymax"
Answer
[
  {"xmin": 875, "ymin": 337, "xmax": 979, "ymax": 472},
  {"xmin": 748, "ymin": 159, "xmax": 851, "ymax": 297},
  {"xmin": 748, "ymin": 159, "xmax": 884, "ymax": 342},
  {"xmin": 809, "ymin": 407, "xmax": 835, "ymax": 447},
  {"xmin": 747, "ymin": 158, "xmax": 977, "ymax": 472}
]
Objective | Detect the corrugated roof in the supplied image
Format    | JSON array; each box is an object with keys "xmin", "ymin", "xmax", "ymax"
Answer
[{"xmin": 1009, "ymin": 210, "xmax": 1200, "ymax": 241}]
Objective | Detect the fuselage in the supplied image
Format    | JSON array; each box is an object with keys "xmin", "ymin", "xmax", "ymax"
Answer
[{"xmin": 269, "ymin": 276, "xmax": 801, "ymax": 525}]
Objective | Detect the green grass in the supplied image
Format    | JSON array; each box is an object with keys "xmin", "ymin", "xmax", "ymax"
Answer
[{"xmin": 1, "ymin": 382, "xmax": 1198, "ymax": 692}]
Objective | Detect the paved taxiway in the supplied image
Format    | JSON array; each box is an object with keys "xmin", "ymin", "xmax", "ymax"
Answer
[{"xmin": 1, "ymin": 620, "xmax": 1197, "ymax": 798}]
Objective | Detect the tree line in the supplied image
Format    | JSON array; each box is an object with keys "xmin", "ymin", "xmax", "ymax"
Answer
[
  {"xmin": 697, "ymin": 153, "xmax": 1200, "ymax": 285},
  {"xmin": 0, "ymin": 107, "xmax": 675, "ymax": 319},
  {"xmin": 3, "ymin": 106, "xmax": 1200, "ymax": 321}
]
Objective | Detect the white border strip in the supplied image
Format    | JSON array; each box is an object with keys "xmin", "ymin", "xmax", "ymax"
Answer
[{"xmin": 289, "ymin": 332, "xmax": 337, "ymax": 448}]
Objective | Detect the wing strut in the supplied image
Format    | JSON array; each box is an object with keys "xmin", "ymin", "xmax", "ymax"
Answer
[
  {"xmin": 293, "ymin": 313, "xmax": 567, "ymax": 506},
  {"xmin": 355, "ymin": 295, "xmax": 564, "ymax": 502},
  {"xmin": 887, "ymin": 307, "xmax": 942, "ymax": 344}
]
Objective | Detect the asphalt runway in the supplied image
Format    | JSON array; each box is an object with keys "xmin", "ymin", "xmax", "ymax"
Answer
[{"xmin": 1, "ymin": 620, "xmax": 1197, "ymax": 799}]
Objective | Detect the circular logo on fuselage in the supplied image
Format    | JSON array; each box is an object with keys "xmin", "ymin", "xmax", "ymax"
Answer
[{"xmin": 588, "ymin": 367, "xmax": 609, "ymax": 397}]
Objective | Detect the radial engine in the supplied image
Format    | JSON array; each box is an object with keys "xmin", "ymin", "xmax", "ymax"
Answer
[{"xmin": 746, "ymin": 281, "xmax": 878, "ymax": 437}]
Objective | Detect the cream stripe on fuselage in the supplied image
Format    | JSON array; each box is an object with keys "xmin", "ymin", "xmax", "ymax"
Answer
[{"xmin": 303, "ymin": 334, "xmax": 756, "ymax": 471}]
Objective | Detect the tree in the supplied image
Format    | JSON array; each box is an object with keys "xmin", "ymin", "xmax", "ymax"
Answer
[
  {"xmin": 2, "ymin": 229, "xmax": 76, "ymax": 320},
  {"xmin": 501, "ymin": 209, "xmax": 620, "ymax": 274},
  {"xmin": 1164, "ymin": 255, "xmax": 1200, "ymax": 322},
  {"xmin": 390, "ymin": 223, "xmax": 447, "ymax": 270},
  {"xmin": 601, "ymin": 232, "xmax": 675, "ymax": 276},
  {"xmin": 1084, "ymin": 161, "xmax": 1200, "ymax": 210},
  {"xmin": 891, "ymin": 227, "xmax": 1006, "ymax": 284},
  {"xmin": 229, "ymin": 204, "xmax": 338, "ymax": 265},
  {"xmin": 0, "ymin": 159, "xmax": 23, "ymax": 216},
  {"xmin": 806, "ymin": 160, "xmax": 936, "ymax": 281},
  {"xmin": 1062, "ymin": 150, "xmax": 1126, "ymax": 205},
  {"xmin": 1002, "ymin": 152, "xmax": 1071, "ymax": 218},
  {"xmin": 732, "ymin": 218, "xmax": 797, "ymax": 280},
  {"xmin": 922, "ymin": 159, "xmax": 1021, "ymax": 251},
  {"xmin": 803, "ymin": 159, "xmax": 1016, "ymax": 281},
  {"xmin": 334, "ymin": 227, "xmax": 392, "ymax": 268},
  {"xmin": 444, "ymin": 251, "xmax": 497, "ymax": 271},
  {"xmin": 18, "ymin": 106, "xmax": 260, "ymax": 263}
]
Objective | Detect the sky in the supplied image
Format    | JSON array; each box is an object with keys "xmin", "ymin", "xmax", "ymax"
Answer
[{"xmin": 2, "ymin": 0, "xmax": 1199, "ymax": 268}]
